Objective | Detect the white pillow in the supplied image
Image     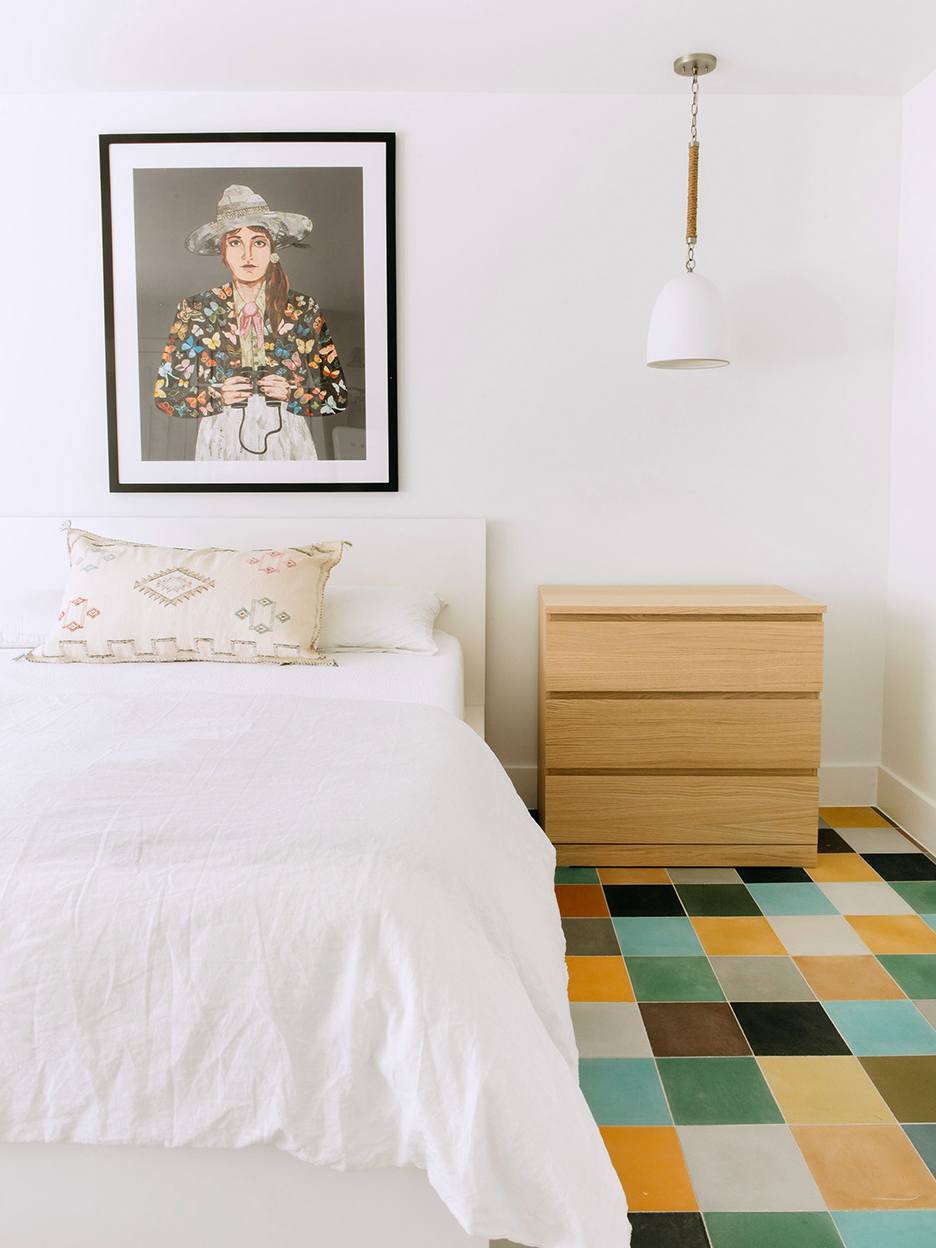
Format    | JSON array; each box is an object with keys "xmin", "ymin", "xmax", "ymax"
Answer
[{"xmin": 317, "ymin": 586, "xmax": 444, "ymax": 654}]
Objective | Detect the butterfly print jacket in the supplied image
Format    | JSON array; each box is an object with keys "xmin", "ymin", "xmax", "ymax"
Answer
[{"xmin": 154, "ymin": 284, "xmax": 348, "ymax": 421}]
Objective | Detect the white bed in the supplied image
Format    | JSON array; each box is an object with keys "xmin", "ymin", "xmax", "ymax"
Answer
[{"xmin": 0, "ymin": 517, "xmax": 629, "ymax": 1248}]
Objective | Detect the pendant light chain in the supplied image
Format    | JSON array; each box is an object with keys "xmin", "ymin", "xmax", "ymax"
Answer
[{"xmin": 686, "ymin": 68, "xmax": 700, "ymax": 273}]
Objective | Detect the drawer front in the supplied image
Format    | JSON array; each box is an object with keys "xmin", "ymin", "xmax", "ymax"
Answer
[
  {"xmin": 545, "ymin": 619, "xmax": 823, "ymax": 692},
  {"xmin": 545, "ymin": 775, "xmax": 819, "ymax": 845},
  {"xmin": 545, "ymin": 697, "xmax": 822, "ymax": 770}
]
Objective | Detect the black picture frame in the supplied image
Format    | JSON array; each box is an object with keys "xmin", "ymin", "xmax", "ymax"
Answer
[{"xmin": 101, "ymin": 132, "xmax": 397, "ymax": 492}]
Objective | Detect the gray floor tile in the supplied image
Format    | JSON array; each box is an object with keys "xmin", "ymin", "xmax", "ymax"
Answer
[
  {"xmin": 767, "ymin": 915, "xmax": 871, "ymax": 956},
  {"xmin": 914, "ymin": 1000, "xmax": 936, "ymax": 1029},
  {"xmin": 816, "ymin": 882, "xmax": 916, "ymax": 916},
  {"xmin": 838, "ymin": 827, "xmax": 923, "ymax": 854},
  {"xmin": 709, "ymin": 956, "xmax": 816, "ymax": 1002},
  {"xmin": 668, "ymin": 868, "xmax": 743, "ymax": 884},
  {"xmin": 570, "ymin": 1001, "xmax": 653, "ymax": 1058},
  {"xmin": 676, "ymin": 1124, "xmax": 826, "ymax": 1211},
  {"xmin": 561, "ymin": 916, "xmax": 620, "ymax": 955}
]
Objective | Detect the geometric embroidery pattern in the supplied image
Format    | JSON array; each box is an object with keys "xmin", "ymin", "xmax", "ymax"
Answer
[
  {"xmin": 75, "ymin": 551, "xmax": 116, "ymax": 573},
  {"xmin": 59, "ymin": 598, "xmax": 101, "ymax": 631},
  {"xmin": 245, "ymin": 550, "xmax": 298, "ymax": 575},
  {"xmin": 134, "ymin": 567, "xmax": 215, "ymax": 606},
  {"xmin": 234, "ymin": 598, "xmax": 291, "ymax": 634}
]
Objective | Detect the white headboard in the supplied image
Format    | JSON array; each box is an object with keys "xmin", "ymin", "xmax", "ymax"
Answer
[{"xmin": 0, "ymin": 517, "xmax": 486, "ymax": 724}]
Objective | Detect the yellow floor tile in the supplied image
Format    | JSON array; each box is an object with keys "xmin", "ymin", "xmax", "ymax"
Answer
[
  {"xmin": 597, "ymin": 868, "xmax": 671, "ymax": 884},
  {"xmin": 820, "ymin": 807, "xmax": 892, "ymax": 828},
  {"xmin": 566, "ymin": 957, "xmax": 634, "ymax": 1002},
  {"xmin": 793, "ymin": 956, "xmax": 906, "ymax": 1000},
  {"xmin": 690, "ymin": 916, "xmax": 787, "ymax": 956},
  {"xmin": 599, "ymin": 1126, "xmax": 698, "ymax": 1212},
  {"xmin": 758, "ymin": 1056, "xmax": 896, "ymax": 1124},
  {"xmin": 807, "ymin": 854, "xmax": 883, "ymax": 883},
  {"xmin": 845, "ymin": 914, "xmax": 936, "ymax": 954},
  {"xmin": 791, "ymin": 1124, "xmax": 936, "ymax": 1208}
]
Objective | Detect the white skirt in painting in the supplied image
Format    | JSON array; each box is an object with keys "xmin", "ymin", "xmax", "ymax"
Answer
[{"xmin": 195, "ymin": 395, "xmax": 318, "ymax": 462}]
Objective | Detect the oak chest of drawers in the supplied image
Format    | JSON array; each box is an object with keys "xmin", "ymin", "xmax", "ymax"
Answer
[{"xmin": 537, "ymin": 585, "xmax": 825, "ymax": 867}]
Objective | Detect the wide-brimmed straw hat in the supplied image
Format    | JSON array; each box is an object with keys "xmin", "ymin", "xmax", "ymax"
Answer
[{"xmin": 185, "ymin": 184, "xmax": 313, "ymax": 255}]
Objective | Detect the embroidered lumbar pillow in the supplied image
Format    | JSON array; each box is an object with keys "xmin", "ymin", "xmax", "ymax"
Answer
[{"xmin": 28, "ymin": 529, "xmax": 346, "ymax": 664}]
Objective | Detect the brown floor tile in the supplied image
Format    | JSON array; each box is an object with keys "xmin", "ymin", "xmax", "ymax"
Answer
[
  {"xmin": 845, "ymin": 915, "xmax": 936, "ymax": 955},
  {"xmin": 758, "ymin": 1056, "xmax": 895, "ymax": 1124},
  {"xmin": 598, "ymin": 868, "xmax": 671, "ymax": 884},
  {"xmin": 807, "ymin": 855, "xmax": 884, "ymax": 883},
  {"xmin": 820, "ymin": 808, "xmax": 893, "ymax": 828},
  {"xmin": 859, "ymin": 1055, "xmax": 936, "ymax": 1123},
  {"xmin": 599, "ymin": 1126, "xmax": 698, "ymax": 1211},
  {"xmin": 555, "ymin": 884, "xmax": 609, "ymax": 917},
  {"xmin": 791, "ymin": 1123, "xmax": 936, "ymax": 1208},
  {"xmin": 639, "ymin": 1002, "xmax": 751, "ymax": 1057},
  {"xmin": 566, "ymin": 956, "xmax": 634, "ymax": 1002},
  {"xmin": 691, "ymin": 917, "xmax": 787, "ymax": 957},
  {"xmin": 793, "ymin": 956, "xmax": 906, "ymax": 1001}
]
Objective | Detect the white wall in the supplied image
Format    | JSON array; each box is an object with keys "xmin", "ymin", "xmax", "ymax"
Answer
[
  {"xmin": 880, "ymin": 67, "xmax": 936, "ymax": 848},
  {"xmin": 0, "ymin": 91, "xmax": 901, "ymax": 801}
]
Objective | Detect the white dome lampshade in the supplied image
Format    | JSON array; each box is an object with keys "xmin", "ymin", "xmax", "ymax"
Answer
[{"xmin": 646, "ymin": 272, "xmax": 729, "ymax": 369}]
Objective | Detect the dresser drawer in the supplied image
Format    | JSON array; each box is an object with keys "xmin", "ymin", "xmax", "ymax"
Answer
[
  {"xmin": 545, "ymin": 696, "xmax": 821, "ymax": 770},
  {"xmin": 545, "ymin": 618, "xmax": 823, "ymax": 692},
  {"xmin": 545, "ymin": 775, "xmax": 819, "ymax": 844}
]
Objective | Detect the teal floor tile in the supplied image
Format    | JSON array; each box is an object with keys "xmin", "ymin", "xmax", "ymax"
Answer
[
  {"xmin": 904, "ymin": 1124, "xmax": 936, "ymax": 1178},
  {"xmin": 833, "ymin": 1210, "xmax": 936, "ymax": 1248},
  {"xmin": 625, "ymin": 956, "xmax": 726, "ymax": 1002},
  {"xmin": 921, "ymin": 915, "xmax": 936, "ymax": 934},
  {"xmin": 577, "ymin": 1057, "xmax": 671, "ymax": 1126},
  {"xmin": 555, "ymin": 866, "xmax": 599, "ymax": 884},
  {"xmin": 891, "ymin": 883, "xmax": 936, "ymax": 914},
  {"xmin": 706, "ymin": 1211, "xmax": 843, "ymax": 1248},
  {"xmin": 823, "ymin": 1000, "xmax": 936, "ymax": 1055},
  {"xmin": 675, "ymin": 884, "xmax": 763, "ymax": 916},
  {"xmin": 746, "ymin": 883, "xmax": 840, "ymax": 916},
  {"xmin": 658, "ymin": 1057, "xmax": 782, "ymax": 1125},
  {"xmin": 612, "ymin": 916, "xmax": 705, "ymax": 956},
  {"xmin": 878, "ymin": 955, "xmax": 936, "ymax": 999}
]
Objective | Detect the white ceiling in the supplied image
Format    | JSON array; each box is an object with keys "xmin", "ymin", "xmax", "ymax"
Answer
[{"xmin": 6, "ymin": 0, "xmax": 936, "ymax": 96}]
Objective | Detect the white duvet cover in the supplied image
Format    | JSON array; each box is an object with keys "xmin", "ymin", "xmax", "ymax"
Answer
[{"xmin": 0, "ymin": 674, "xmax": 629, "ymax": 1248}]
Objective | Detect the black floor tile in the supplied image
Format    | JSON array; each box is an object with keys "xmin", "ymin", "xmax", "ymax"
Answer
[
  {"xmin": 628, "ymin": 1211, "xmax": 711, "ymax": 1247},
  {"xmin": 675, "ymin": 884, "xmax": 763, "ymax": 917},
  {"xmin": 730, "ymin": 1001, "xmax": 852, "ymax": 1056},
  {"xmin": 603, "ymin": 884, "xmax": 686, "ymax": 917},
  {"xmin": 817, "ymin": 827, "xmax": 853, "ymax": 853},
  {"xmin": 560, "ymin": 916, "xmax": 621, "ymax": 955},
  {"xmin": 862, "ymin": 853, "xmax": 936, "ymax": 881},
  {"xmin": 737, "ymin": 867, "xmax": 813, "ymax": 883}
]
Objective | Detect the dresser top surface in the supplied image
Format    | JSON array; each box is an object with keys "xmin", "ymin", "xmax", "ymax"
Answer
[{"xmin": 539, "ymin": 585, "xmax": 826, "ymax": 614}]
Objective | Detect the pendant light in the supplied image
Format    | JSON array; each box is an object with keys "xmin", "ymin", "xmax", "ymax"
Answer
[{"xmin": 646, "ymin": 53, "xmax": 729, "ymax": 370}]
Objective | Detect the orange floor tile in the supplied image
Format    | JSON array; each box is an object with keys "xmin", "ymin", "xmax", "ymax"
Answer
[
  {"xmin": 599, "ymin": 1126, "xmax": 698, "ymax": 1212},
  {"xmin": 757, "ymin": 1056, "xmax": 896, "ymax": 1124},
  {"xmin": 819, "ymin": 807, "xmax": 892, "ymax": 828},
  {"xmin": 566, "ymin": 957, "xmax": 634, "ymax": 1002},
  {"xmin": 690, "ymin": 916, "xmax": 787, "ymax": 956},
  {"xmin": 845, "ymin": 914, "xmax": 936, "ymax": 954},
  {"xmin": 793, "ymin": 956, "xmax": 906, "ymax": 1000},
  {"xmin": 554, "ymin": 885, "xmax": 609, "ymax": 917},
  {"xmin": 807, "ymin": 854, "xmax": 884, "ymax": 883},
  {"xmin": 791, "ymin": 1124, "xmax": 936, "ymax": 1209},
  {"xmin": 597, "ymin": 868, "xmax": 671, "ymax": 884}
]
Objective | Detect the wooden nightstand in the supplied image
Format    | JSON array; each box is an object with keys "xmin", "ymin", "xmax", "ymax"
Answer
[{"xmin": 538, "ymin": 585, "xmax": 825, "ymax": 867}]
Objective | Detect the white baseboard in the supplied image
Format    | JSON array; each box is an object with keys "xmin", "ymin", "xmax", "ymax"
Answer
[
  {"xmin": 877, "ymin": 767, "xmax": 936, "ymax": 855},
  {"xmin": 506, "ymin": 763, "xmax": 880, "ymax": 813}
]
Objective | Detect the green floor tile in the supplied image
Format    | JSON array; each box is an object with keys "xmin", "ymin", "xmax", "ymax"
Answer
[
  {"xmin": 891, "ymin": 883, "xmax": 936, "ymax": 914},
  {"xmin": 706, "ymin": 1211, "xmax": 843, "ymax": 1248},
  {"xmin": 904, "ymin": 1124, "xmax": 936, "ymax": 1178},
  {"xmin": 555, "ymin": 866, "xmax": 599, "ymax": 884},
  {"xmin": 878, "ymin": 955, "xmax": 936, "ymax": 999},
  {"xmin": 625, "ymin": 956, "xmax": 726, "ymax": 1002},
  {"xmin": 833, "ymin": 1210, "xmax": 936, "ymax": 1248},
  {"xmin": 675, "ymin": 884, "xmax": 763, "ymax": 917},
  {"xmin": 578, "ymin": 1057, "xmax": 672, "ymax": 1126},
  {"xmin": 657, "ymin": 1057, "xmax": 783, "ymax": 1125}
]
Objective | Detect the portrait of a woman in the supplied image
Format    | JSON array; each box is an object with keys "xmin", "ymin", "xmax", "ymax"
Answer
[{"xmin": 155, "ymin": 184, "xmax": 348, "ymax": 461}]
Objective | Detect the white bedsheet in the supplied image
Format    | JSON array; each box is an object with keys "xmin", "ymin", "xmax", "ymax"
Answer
[
  {"xmin": 0, "ymin": 630, "xmax": 464, "ymax": 719},
  {"xmin": 0, "ymin": 675, "xmax": 629, "ymax": 1248}
]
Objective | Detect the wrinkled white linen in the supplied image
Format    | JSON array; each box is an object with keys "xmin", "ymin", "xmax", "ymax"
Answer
[{"xmin": 0, "ymin": 674, "xmax": 629, "ymax": 1248}]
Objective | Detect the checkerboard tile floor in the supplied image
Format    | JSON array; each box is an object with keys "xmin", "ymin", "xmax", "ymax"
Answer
[{"xmin": 536, "ymin": 810, "xmax": 936, "ymax": 1247}]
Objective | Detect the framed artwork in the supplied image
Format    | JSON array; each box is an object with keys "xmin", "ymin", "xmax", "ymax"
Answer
[{"xmin": 100, "ymin": 132, "xmax": 397, "ymax": 492}]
